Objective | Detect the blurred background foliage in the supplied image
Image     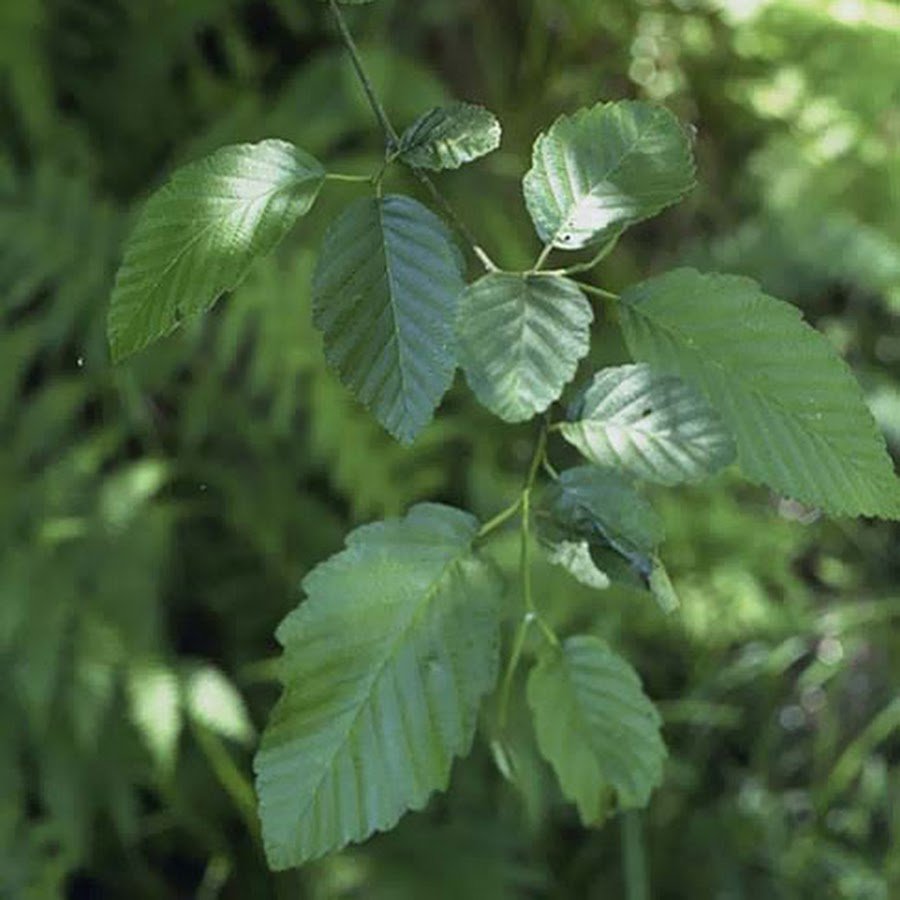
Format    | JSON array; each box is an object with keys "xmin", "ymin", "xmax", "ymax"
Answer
[{"xmin": 1, "ymin": 0, "xmax": 899, "ymax": 896}]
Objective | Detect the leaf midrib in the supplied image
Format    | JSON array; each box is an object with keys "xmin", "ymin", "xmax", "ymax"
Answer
[{"xmin": 287, "ymin": 536, "xmax": 475, "ymax": 848}]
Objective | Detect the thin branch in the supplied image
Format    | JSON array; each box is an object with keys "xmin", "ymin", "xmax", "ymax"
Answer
[
  {"xmin": 327, "ymin": 0, "xmax": 398, "ymax": 144},
  {"xmin": 327, "ymin": 0, "xmax": 497, "ymax": 271}
]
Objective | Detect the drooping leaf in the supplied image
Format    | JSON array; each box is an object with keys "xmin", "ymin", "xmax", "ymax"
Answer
[
  {"xmin": 313, "ymin": 195, "xmax": 466, "ymax": 444},
  {"xmin": 543, "ymin": 466, "xmax": 663, "ymax": 576},
  {"xmin": 108, "ymin": 140, "xmax": 325, "ymax": 361},
  {"xmin": 561, "ymin": 364, "xmax": 735, "ymax": 485},
  {"xmin": 527, "ymin": 635, "xmax": 666, "ymax": 822},
  {"xmin": 543, "ymin": 538, "xmax": 611, "ymax": 591},
  {"xmin": 254, "ymin": 504, "xmax": 502, "ymax": 869},
  {"xmin": 457, "ymin": 273, "xmax": 592, "ymax": 422},
  {"xmin": 396, "ymin": 102, "xmax": 501, "ymax": 171},
  {"xmin": 523, "ymin": 100, "xmax": 695, "ymax": 251},
  {"xmin": 620, "ymin": 269, "xmax": 900, "ymax": 518}
]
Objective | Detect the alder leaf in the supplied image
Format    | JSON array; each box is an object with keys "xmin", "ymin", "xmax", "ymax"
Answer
[
  {"xmin": 561, "ymin": 364, "xmax": 735, "ymax": 485},
  {"xmin": 523, "ymin": 100, "xmax": 695, "ymax": 251},
  {"xmin": 108, "ymin": 140, "xmax": 325, "ymax": 361},
  {"xmin": 396, "ymin": 102, "xmax": 501, "ymax": 171},
  {"xmin": 313, "ymin": 195, "xmax": 466, "ymax": 444},
  {"xmin": 457, "ymin": 273, "xmax": 592, "ymax": 422},
  {"xmin": 620, "ymin": 269, "xmax": 900, "ymax": 518},
  {"xmin": 527, "ymin": 635, "xmax": 666, "ymax": 822},
  {"xmin": 254, "ymin": 504, "xmax": 503, "ymax": 869}
]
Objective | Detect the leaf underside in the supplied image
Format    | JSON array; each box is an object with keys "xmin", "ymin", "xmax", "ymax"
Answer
[
  {"xmin": 620, "ymin": 268, "xmax": 900, "ymax": 518},
  {"xmin": 108, "ymin": 140, "xmax": 325, "ymax": 361},
  {"xmin": 457, "ymin": 273, "xmax": 593, "ymax": 422},
  {"xmin": 313, "ymin": 195, "xmax": 466, "ymax": 444},
  {"xmin": 528, "ymin": 635, "xmax": 666, "ymax": 822},
  {"xmin": 562, "ymin": 363, "xmax": 735, "ymax": 485},
  {"xmin": 254, "ymin": 504, "xmax": 502, "ymax": 869},
  {"xmin": 523, "ymin": 100, "xmax": 696, "ymax": 251}
]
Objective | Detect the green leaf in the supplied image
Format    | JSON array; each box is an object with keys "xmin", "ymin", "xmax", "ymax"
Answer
[
  {"xmin": 457, "ymin": 273, "xmax": 592, "ymax": 422},
  {"xmin": 183, "ymin": 665, "xmax": 254, "ymax": 744},
  {"xmin": 544, "ymin": 466, "xmax": 663, "ymax": 576},
  {"xmin": 544, "ymin": 538, "xmax": 611, "ymax": 591},
  {"xmin": 620, "ymin": 269, "xmax": 900, "ymax": 518},
  {"xmin": 108, "ymin": 140, "xmax": 325, "ymax": 361},
  {"xmin": 313, "ymin": 195, "xmax": 466, "ymax": 444},
  {"xmin": 527, "ymin": 635, "xmax": 666, "ymax": 821},
  {"xmin": 561, "ymin": 364, "xmax": 735, "ymax": 485},
  {"xmin": 523, "ymin": 100, "xmax": 695, "ymax": 251},
  {"xmin": 254, "ymin": 504, "xmax": 502, "ymax": 869},
  {"xmin": 396, "ymin": 102, "xmax": 502, "ymax": 171}
]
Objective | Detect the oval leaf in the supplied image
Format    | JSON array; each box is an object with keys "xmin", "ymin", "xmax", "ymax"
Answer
[
  {"xmin": 313, "ymin": 195, "xmax": 466, "ymax": 444},
  {"xmin": 108, "ymin": 140, "xmax": 325, "ymax": 361},
  {"xmin": 254, "ymin": 504, "xmax": 503, "ymax": 869},
  {"xmin": 527, "ymin": 635, "xmax": 666, "ymax": 822},
  {"xmin": 457, "ymin": 273, "xmax": 592, "ymax": 422},
  {"xmin": 620, "ymin": 269, "xmax": 900, "ymax": 518},
  {"xmin": 397, "ymin": 102, "xmax": 501, "ymax": 171},
  {"xmin": 523, "ymin": 100, "xmax": 695, "ymax": 251},
  {"xmin": 561, "ymin": 363, "xmax": 735, "ymax": 485}
]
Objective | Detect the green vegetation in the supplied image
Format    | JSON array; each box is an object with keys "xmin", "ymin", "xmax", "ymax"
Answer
[{"xmin": 2, "ymin": 0, "xmax": 899, "ymax": 897}]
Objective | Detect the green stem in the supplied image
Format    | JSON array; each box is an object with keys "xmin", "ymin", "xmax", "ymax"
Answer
[
  {"xmin": 533, "ymin": 242, "xmax": 555, "ymax": 271},
  {"xmin": 574, "ymin": 281, "xmax": 620, "ymax": 301},
  {"xmin": 478, "ymin": 495, "xmax": 523, "ymax": 539},
  {"xmin": 497, "ymin": 613, "xmax": 533, "ymax": 729},
  {"xmin": 327, "ymin": 0, "xmax": 496, "ymax": 272},
  {"xmin": 325, "ymin": 172, "xmax": 373, "ymax": 184},
  {"xmin": 622, "ymin": 811, "xmax": 650, "ymax": 900},
  {"xmin": 327, "ymin": 0, "xmax": 398, "ymax": 144}
]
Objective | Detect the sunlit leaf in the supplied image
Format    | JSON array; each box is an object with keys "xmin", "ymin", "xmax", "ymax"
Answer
[
  {"xmin": 108, "ymin": 140, "xmax": 325, "ymax": 361},
  {"xmin": 561, "ymin": 364, "xmax": 735, "ymax": 485},
  {"xmin": 397, "ymin": 102, "xmax": 501, "ymax": 171},
  {"xmin": 523, "ymin": 100, "xmax": 695, "ymax": 251}
]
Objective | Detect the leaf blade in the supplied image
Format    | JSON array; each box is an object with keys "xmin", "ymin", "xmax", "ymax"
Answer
[
  {"xmin": 620, "ymin": 269, "xmax": 900, "ymax": 518},
  {"xmin": 561, "ymin": 363, "xmax": 735, "ymax": 485},
  {"xmin": 397, "ymin": 102, "xmax": 501, "ymax": 171},
  {"xmin": 523, "ymin": 100, "xmax": 695, "ymax": 251},
  {"xmin": 108, "ymin": 140, "xmax": 325, "ymax": 361},
  {"xmin": 457, "ymin": 273, "xmax": 593, "ymax": 422},
  {"xmin": 527, "ymin": 635, "xmax": 666, "ymax": 822},
  {"xmin": 254, "ymin": 503, "xmax": 502, "ymax": 869},
  {"xmin": 313, "ymin": 195, "xmax": 466, "ymax": 444}
]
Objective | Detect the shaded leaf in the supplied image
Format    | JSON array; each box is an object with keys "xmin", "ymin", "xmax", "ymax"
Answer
[
  {"xmin": 527, "ymin": 636, "xmax": 666, "ymax": 821},
  {"xmin": 313, "ymin": 195, "xmax": 466, "ymax": 444},
  {"xmin": 254, "ymin": 504, "xmax": 502, "ymax": 869},
  {"xmin": 457, "ymin": 273, "xmax": 592, "ymax": 422}
]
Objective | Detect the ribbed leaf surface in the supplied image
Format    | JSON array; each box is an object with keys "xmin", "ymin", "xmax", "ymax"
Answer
[
  {"xmin": 313, "ymin": 195, "xmax": 465, "ymax": 444},
  {"xmin": 528, "ymin": 635, "xmax": 666, "ymax": 821},
  {"xmin": 620, "ymin": 269, "xmax": 900, "ymax": 518},
  {"xmin": 254, "ymin": 504, "xmax": 502, "ymax": 869},
  {"xmin": 523, "ymin": 100, "xmax": 695, "ymax": 250},
  {"xmin": 397, "ymin": 102, "xmax": 501, "ymax": 171},
  {"xmin": 457, "ymin": 273, "xmax": 592, "ymax": 422},
  {"xmin": 108, "ymin": 140, "xmax": 325, "ymax": 361},
  {"xmin": 561, "ymin": 364, "xmax": 735, "ymax": 485}
]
